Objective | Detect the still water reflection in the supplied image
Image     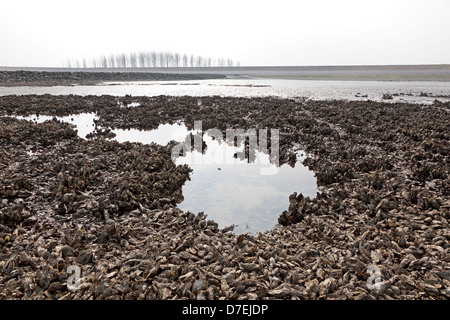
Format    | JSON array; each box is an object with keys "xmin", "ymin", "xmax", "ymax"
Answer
[
  {"xmin": 113, "ymin": 123, "xmax": 318, "ymax": 234},
  {"xmin": 2, "ymin": 78, "xmax": 450, "ymax": 104},
  {"xmin": 8, "ymin": 113, "xmax": 98, "ymax": 139},
  {"xmin": 3, "ymin": 114, "xmax": 318, "ymax": 234}
]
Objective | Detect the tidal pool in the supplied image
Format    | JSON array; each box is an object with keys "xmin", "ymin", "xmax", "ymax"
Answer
[
  {"xmin": 112, "ymin": 123, "xmax": 189, "ymax": 145},
  {"xmin": 6, "ymin": 113, "xmax": 98, "ymax": 139},
  {"xmin": 110, "ymin": 123, "xmax": 318, "ymax": 234},
  {"xmin": 175, "ymin": 133, "xmax": 317, "ymax": 234},
  {"xmin": 3, "ymin": 114, "xmax": 318, "ymax": 234}
]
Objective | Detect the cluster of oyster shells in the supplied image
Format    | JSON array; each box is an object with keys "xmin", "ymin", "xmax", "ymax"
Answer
[{"xmin": 0, "ymin": 95, "xmax": 448, "ymax": 299}]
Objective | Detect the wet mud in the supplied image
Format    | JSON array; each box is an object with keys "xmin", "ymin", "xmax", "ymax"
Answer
[
  {"xmin": 0, "ymin": 71, "xmax": 226, "ymax": 87},
  {"xmin": 0, "ymin": 95, "xmax": 449, "ymax": 300}
]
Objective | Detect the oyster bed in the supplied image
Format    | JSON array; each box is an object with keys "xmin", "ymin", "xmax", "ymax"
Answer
[
  {"xmin": 0, "ymin": 71, "xmax": 226, "ymax": 87},
  {"xmin": 0, "ymin": 94, "xmax": 449, "ymax": 300}
]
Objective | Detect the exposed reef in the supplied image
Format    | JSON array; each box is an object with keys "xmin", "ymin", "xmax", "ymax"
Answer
[
  {"xmin": 0, "ymin": 95, "xmax": 448, "ymax": 300},
  {"xmin": 0, "ymin": 71, "xmax": 226, "ymax": 87}
]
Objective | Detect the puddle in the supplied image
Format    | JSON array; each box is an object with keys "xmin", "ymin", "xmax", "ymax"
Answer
[
  {"xmin": 173, "ymin": 132, "xmax": 318, "ymax": 234},
  {"xmin": 127, "ymin": 102, "xmax": 141, "ymax": 107},
  {"xmin": 113, "ymin": 123, "xmax": 318, "ymax": 234},
  {"xmin": 3, "ymin": 114, "xmax": 318, "ymax": 234},
  {"xmin": 118, "ymin": 101, "xmax": 141, "ymax": 108},
  {"xmin": 8, "ymin": 113, "xmax": 98, "ymax": 139},
  {"xmin": 112, "ymin": 123, "xmax": 189, "ymax": 145}
]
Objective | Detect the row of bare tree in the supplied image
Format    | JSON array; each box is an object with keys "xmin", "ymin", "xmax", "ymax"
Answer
[{"xmin": 64, "ymin": 52, "xmax": 240, "ymax": 68}]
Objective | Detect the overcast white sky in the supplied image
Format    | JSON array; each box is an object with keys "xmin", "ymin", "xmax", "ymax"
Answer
[{"xmin": 1, "ymin": 0, "xmax": 449, "ymax": 67}]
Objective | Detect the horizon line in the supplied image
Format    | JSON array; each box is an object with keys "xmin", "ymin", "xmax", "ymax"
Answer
[{"xmin": 1, "ymin": 63, "xmax": 450, "ymax": 70}]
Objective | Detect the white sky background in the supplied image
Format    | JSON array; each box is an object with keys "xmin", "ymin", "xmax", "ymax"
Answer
[{"xmin": 1, "ymin": 0, "xmax": 449, "ymax": 67}]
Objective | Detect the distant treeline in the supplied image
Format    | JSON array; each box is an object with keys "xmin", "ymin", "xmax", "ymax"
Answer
[{"xmin": 65, "ymin": 52, "xmax": 241, "ymax": 68}]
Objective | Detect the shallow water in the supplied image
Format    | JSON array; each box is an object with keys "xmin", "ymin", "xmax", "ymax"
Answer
[
  {"xmin": 4, "ymin": 113, "xmax": 318, "ymax": 234},
  {"xmin": 1, "ymin": 78, "xmax": 450, "ymax": 104},
  {"xmin": 107, "ymin": 123, "xmax": 318, "ymax": 234},
  {"xmin": 8, "ymin": 113, "xmax": 98, "ymax": 139},
  {"xmin": 174, "ymin": 134, "xmax": 317, "ymax": 234},
  {"xmin": 112, "ymin": 123, "xmax": 189, "ymax": 145}
]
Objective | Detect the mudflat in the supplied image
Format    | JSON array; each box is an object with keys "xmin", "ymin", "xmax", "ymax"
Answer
[
  {"xmin": 0, "ymin": 95, "xmax": 448, "ymax": 300},
  {"xmin": 0, "ymin": 71, "xmax": 226, "ymax": 87}
]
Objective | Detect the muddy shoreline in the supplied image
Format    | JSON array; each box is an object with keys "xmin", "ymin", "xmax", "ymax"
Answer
[
  {"xmin": 0, "ymin": 71, "xmax": 226, "ymax": 87},
  {"xmin": 0, "ymin": 95, "xmax": 449, "ymax": 300}
]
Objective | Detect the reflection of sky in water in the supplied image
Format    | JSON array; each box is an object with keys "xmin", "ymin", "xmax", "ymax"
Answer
[
  {"xmin": 111, "ymin": 123, "xmax": 318, "ymax": 234},
  {"xmin": 174, "ymin": 131, "xmax": 318, "ymax": 234},
  {"xmin": 6, "ymin": 113, "xmax": 98, "ymax": 139},
  {"xmin": 3, "ymin": 115, "xmax": 318, "ymax": 234},
  {"xmin": 1, "ymin": 79, "xmax": 450, "ymax": 104},
  {"xmin": 112, "ymin": 123, "xmax": 188, "ymax": 145},
  {"xmin": 177, "ymin": 160, "xmax": 317, "ymax": 234}
]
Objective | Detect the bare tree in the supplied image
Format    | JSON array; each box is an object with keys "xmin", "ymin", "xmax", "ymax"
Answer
[
  {"xmin": 100, "ymin": 56, "xmax": 108, "ymax": 68},
  {"xmin": 138, "ymin": 52, "xmax": 146, "ymax": 68},
  {"xmin": 117, "ymin": 54, "xmax": 127, "ymax": 68},
  {"xmin": 108, "ymin": 54, "xmax": 116, "ymax": 68},
  {"xmin": 196, "ymin": 56, "xmax": 203, "ymax": 67},
  {"xmin": 129, "ymin": 53, "xmax": 137, "ymax": 68},
  {"xmin": 157, "ymin": 52, "xmax": 164, "ymax": 67},
  {"xmin": 122, "ymin": 53, "xmax": 128, "ymax": 68},
  {"xmin": 145, "ymin": 52, "xmax": 151, "ymax": 67},
  {"xmin": 174, "ymin": 53, "xmax": 181, "ymax": 67},
  {"xmin": 91, "ymin": 58, "xmax": 98, "ymax": 68},
  {"xmin": 72, "ymin": 51, "xmax": 238, "ymax": 69},
  {"xmin": 163, "ymin": 52, "xmax": 173, "ymax": 67},
  {"xmin": 150, "ymin": 52, "xmax": 157, "ymax": 67}
]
